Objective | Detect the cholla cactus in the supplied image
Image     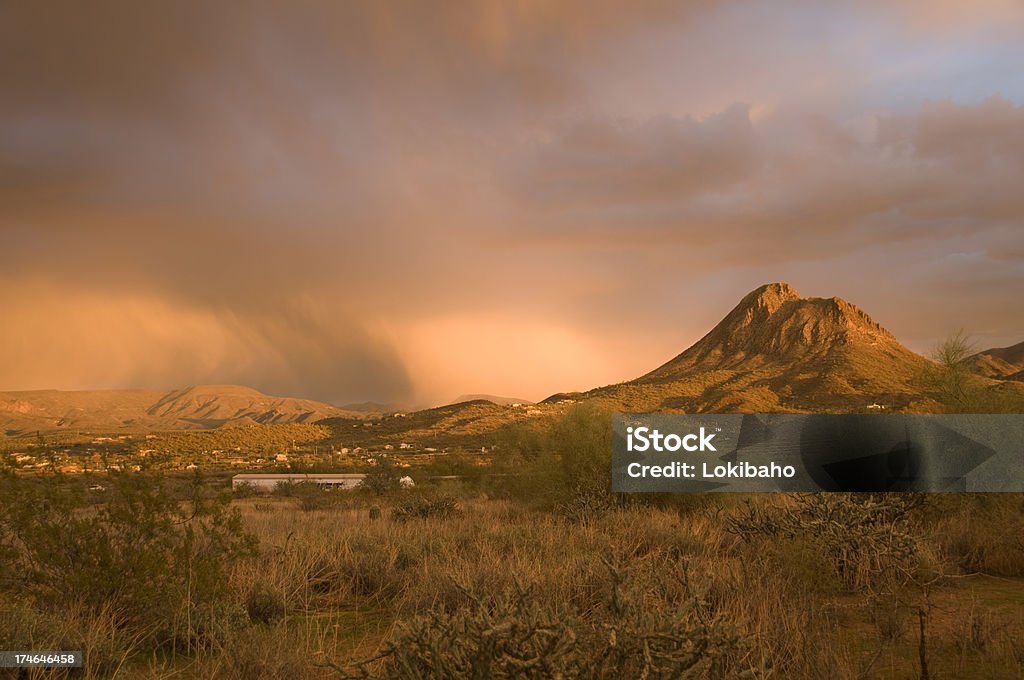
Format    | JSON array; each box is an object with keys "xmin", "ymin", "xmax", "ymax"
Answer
[
  {"xmin": 725, "ymin": 493, "xmax": 924, "ymax": 591},
  {"xmin": 332, "ymin": 563, "xmax": 752, "ymax": 679}
]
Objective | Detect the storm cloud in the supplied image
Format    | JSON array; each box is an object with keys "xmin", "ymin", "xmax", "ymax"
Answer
[{"xmin": 1, "ymin": 1, "xmax": 1022, "ymax": 404}]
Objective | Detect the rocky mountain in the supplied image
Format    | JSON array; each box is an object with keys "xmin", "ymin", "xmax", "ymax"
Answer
[
  {"xmin": 970, "ymin": 341, "xmax": 1024, "ymax": 381},
  {"xmin": 555, "ymin": 283, "xmax": 935, "ymax": 413},
  {"xmin": 0, "ymin": 385, "xmax": 359, "ymax": 435}
]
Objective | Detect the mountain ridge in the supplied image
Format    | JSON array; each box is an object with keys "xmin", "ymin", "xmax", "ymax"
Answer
[
  {"xmin": 0, "ymin": 385, "xmax": 361, "ymax": 435},
  {"xmin": 970, "ymin": 341, "xmax": 1024, "ymax": 382},
  {"xmin": 450, "ymin": 394, "xmax": 534, "ymax": 406},
  {"xmin": 565, "ymin": 282, "xmax": 935, "ymax": 413},
  {"xmin": 5, "ymin": 283, "xmax": 1021, "ymax": 438}
]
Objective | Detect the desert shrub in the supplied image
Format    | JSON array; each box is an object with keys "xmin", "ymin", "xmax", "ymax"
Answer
[
  {"xmin": 359, "ymin": 458, "xmax": 402, "ymax": 496},
  {"xmin": 496, "ymin": 404, "xmax": 623, "ymax": 518},
  {"xmin": 0, "ymin": 470, "xmax": 257, "ymax": 649},
  {"xmin": 717, "ymin": 550, "xmax": 851, "ymax": 677},
  {"xmin": 246, "ymin": 583, "xmax": 286, "ymax": 624},
  {"xmin": 292, "ymin": 482, "xmax": 344, "ymax": 512},
  {"xmin": 346, "ymin": 583, "xmax": 583, "ymax": 679},
  {"xmin": 233, "ymin": 482, "xmax": 259, "ymax": 498},
  {"xmin": 726, "ymin": 493, "xmax": 926, "ymax": 592},
  {"xmin": 335, "ymin": 562, "xmax": 752, "ymax": 679},
  {"xmin": 196, "ymin": 624, "xmax": 335, "ymax": 680},
  {"xmin": 930, "ymin": 494, "xmax": 1024, "ymax": 576},
  {"xmin": 952, "ymin": 598, "xmax": 995, "ymax": 656},
  {"xmin": 391, "ymin": 494, "xmax": 459, "ymax": 522},
  {"xmin": 0, "ymin": 597, "xmax": 140, "ymax": 679},
  {"xmin": 556, "ymin": 489, "xmax": 619, "ymax": 524},
  {"xmin": 337, "ymin": 536, "xmax": 412, "ymax": 601},
  {"xmin": 548, "ymin": 403, "xmax": 615, "ymax": 502},
  {"xmin": 593, "ymin": 561, "xmax": 753, "ymax": 678}
]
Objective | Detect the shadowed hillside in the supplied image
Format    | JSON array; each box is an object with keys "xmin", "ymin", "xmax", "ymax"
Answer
[{"xmin": 971, "ymin": 341, "xmax": 1024, "ymax": 381}]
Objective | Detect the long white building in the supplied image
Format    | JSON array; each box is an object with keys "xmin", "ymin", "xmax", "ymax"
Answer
[{"xmin": 231, "ymin": 473, "xmax": 366, "ymax": 492}]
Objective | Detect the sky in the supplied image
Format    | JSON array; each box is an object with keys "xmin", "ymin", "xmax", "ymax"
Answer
[{"xmin": 2, "ymin": 0, "xmax": 1023, "ymax": 407}]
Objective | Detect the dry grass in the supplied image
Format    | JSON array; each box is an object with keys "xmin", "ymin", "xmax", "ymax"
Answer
[
  {"xmin": 206, "ymin": 493, "xmax": 1023, "ymax": 679},
  {"xmin": 3, "ymin": 490, "xmax": 1023, "ymax": 678}
]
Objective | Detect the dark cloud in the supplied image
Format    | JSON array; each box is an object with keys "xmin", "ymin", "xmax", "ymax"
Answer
[
  {"xmin": 500, "ymin": 98, "xmax": 1024, "ymax": 255},
  {"xmin": 0, "ymin": 1, "xmax": 1021, "ymax": 402},
  {"xmin": 506, "ymin": 105, "xmax": 758, "ymax": 211}
]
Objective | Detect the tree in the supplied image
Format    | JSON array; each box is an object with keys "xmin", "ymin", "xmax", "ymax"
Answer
[
  {"xmin": 925, "ymin": 331, "xmax": 1024, "ymax": 413},
  {"xmin": 929, "ymin": 330, "xmax": 977, "ymax": 411},
  {"xmin": 359, "ymin": 456, "xmax": 401, "ymax": 496}
]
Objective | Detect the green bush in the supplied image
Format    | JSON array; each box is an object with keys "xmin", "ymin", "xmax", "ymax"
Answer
[
  {"xmin": 359, "ymin": 458, "xmax": 402, "ymax": 496},
  {"xmin": 0, "ymin": 470, "xmax": 257, "ymax": 648},
  {"xmin": 233, "ymin": 481, "xmax": 259, "ymax": 498},
  {"xmin": 391, "ymin": 495, "xmax": 459, "ymax": 522},
  {"xmin": 495, "ymin": 403, "xmax": 619, "ymax": 516},
  {"xmin": 292, "ymin": 481, "xmax": 344, "ymax": 512}
]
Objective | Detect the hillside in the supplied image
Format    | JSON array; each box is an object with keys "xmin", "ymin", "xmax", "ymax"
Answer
[
  {"xmin": 450, "ymin": 394, "xmax": 534, "ymax": 406},
  {"xmin": 320, "ymin": 399, "xmax": 531, "ymax": 450},
  {"xmin": 0, "ymin": 385, "xmax": 360, "ymax": 435},
  {"xmin": 0, "ymin": 389, "xmax": 166, "ymax": 435},
  {"xmin": 337, "ymin": 401, "xmax": 413, "ymax": 415},
  {"xmin": 970, "ymin": 341, "xmax": 1024, "ymax": 381}
]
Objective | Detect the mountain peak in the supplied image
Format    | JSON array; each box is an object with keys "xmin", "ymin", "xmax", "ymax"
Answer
[
  {"xmin": 640, "ymin": 283, "xmax": 909, "ymax": 382},
  {"xmin": 740, "ymin": 282, "xmax": 801, "ymax": 313},
  {"xmin": 576, "ymin": 283, "xmax": 935, "ymax": 412}
]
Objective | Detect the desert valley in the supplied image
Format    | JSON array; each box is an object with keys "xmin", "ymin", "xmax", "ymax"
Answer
[{"xmin": 3, "ymin": 283, "xmax": 1021, "ymax": 475}]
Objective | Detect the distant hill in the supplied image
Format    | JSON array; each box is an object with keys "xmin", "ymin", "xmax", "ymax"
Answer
[
  {"xmin": 0, "ymin": 389, "xmax": 166, "ymax": 435},
  {"xmin": 337, "ymin": 401, "xmax": 414, "ymax": 415},
  {"xmin": 319, "ymin": 399, "xmax": 525, "ymax": 450},
  {"xmin": 450, "ymin": 394, "xmax": 534, "ymax": 406},
  {"xmin": 546, "ymin": 283, "xmax": 935, "ymax": 413},
  {"xmin": 0, "ymin": 385, "xmax": 362, "ymax": 435},
  {"xmin": 970, "ymin": 341, "xmax": 1024, "ymax": 381}
]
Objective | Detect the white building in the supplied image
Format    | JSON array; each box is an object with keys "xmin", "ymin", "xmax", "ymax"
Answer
[{"xmin": 231, "ymin": 473, "xmax": 366, "ymax": 492}]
